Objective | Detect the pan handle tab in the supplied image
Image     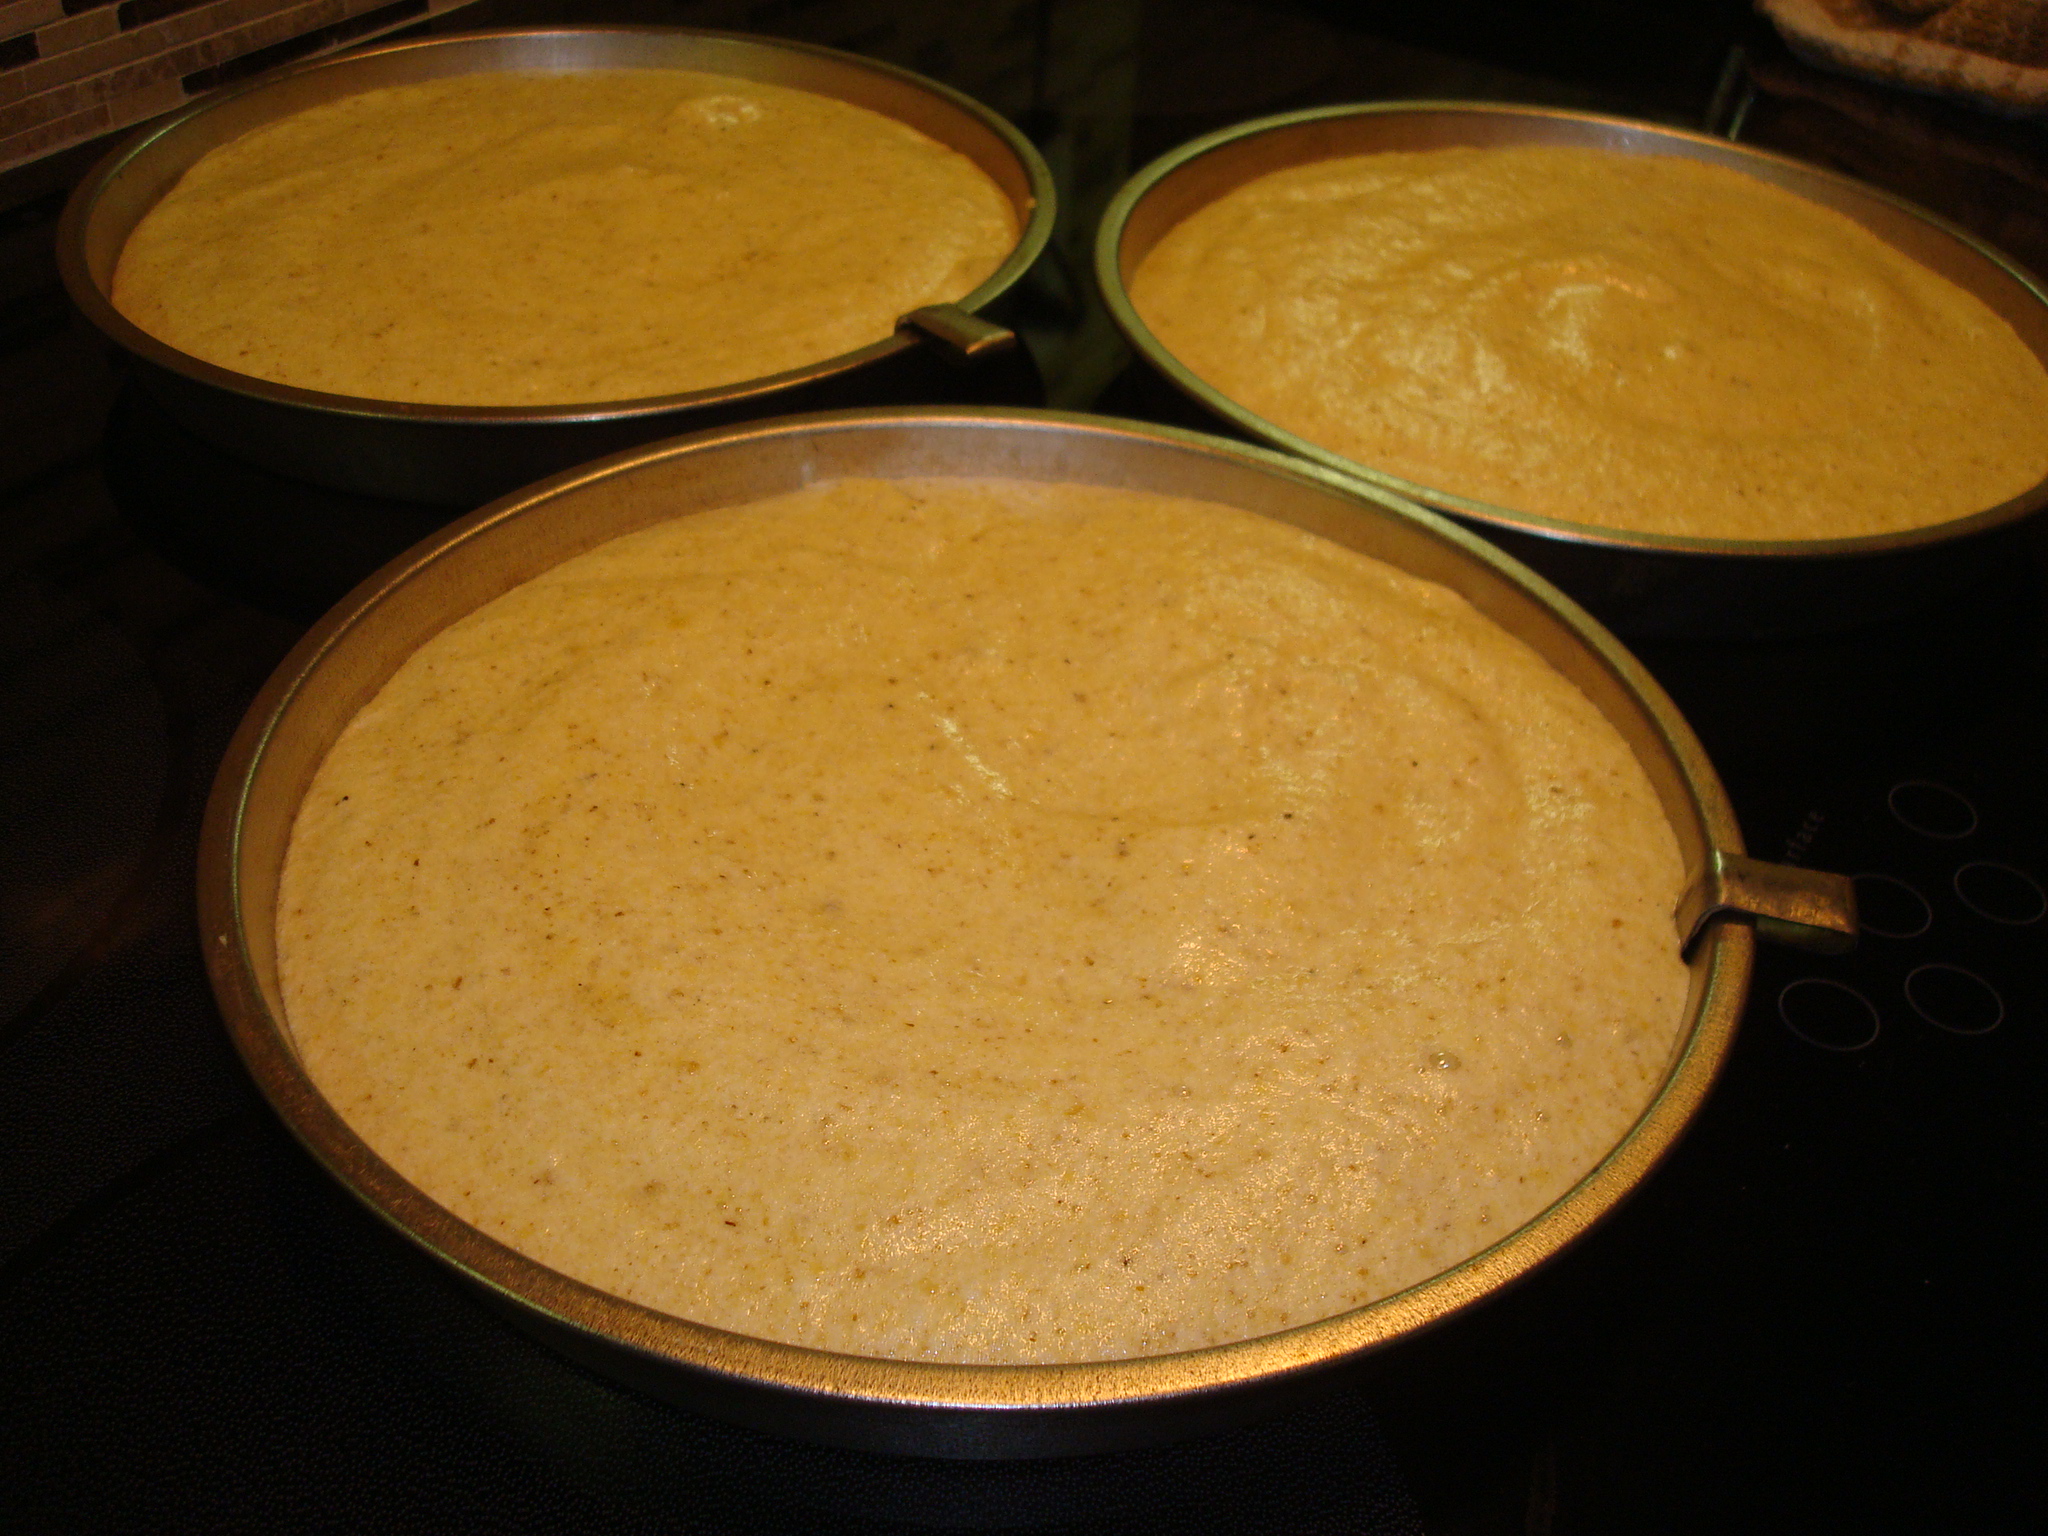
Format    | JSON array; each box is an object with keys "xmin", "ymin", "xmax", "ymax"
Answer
[
  {"xmin": 897, "ymin": 304, "xmax": 1018, "ymax": 365},
  {"xmin": 1676, "ymin": 851, "xmax": 1857, "ymax": 956}
]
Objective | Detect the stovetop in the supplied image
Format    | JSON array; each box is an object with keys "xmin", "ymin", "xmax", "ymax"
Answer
[{"xmin": 3, "ymin": 3, "xmax": 2043, "ymax": 1532}]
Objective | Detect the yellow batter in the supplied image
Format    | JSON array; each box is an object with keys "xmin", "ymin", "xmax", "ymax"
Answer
[
  {"xmin": 277, "ymin": 477, "xmax": 1689, "ymax": 1364},
  {"xmin": 1129, "ymin": 144, "xmax": 2048, "ymax": 540},
  {"xmin": 113, "ymin": 70, "xmax": 1018, "ymax": 405}
]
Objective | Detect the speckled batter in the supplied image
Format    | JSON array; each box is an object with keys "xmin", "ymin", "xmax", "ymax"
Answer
[
  {"xmin": 277, "ymin": 477, "xmax": 1689, "ymax": 1364},
  {"xmin": 113, "ymin": 70, "xmax": 1017, "ymax": 405},
  {"xmin": 1129, "ymin": 144, "xmax": 2048, "ymax": 540}
]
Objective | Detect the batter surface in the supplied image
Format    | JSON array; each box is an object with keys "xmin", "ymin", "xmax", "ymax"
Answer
[
  {"xmin": 1129, "ymin": 144, "xmax": 2048, "ymax": 540},
  {"xmin": 278, "ymin": 477, "xmax": 1689, "ymax": 1364},
  {"xmin": 113, "ymin": 69, "xmax": 1017, "ymax": 405}
]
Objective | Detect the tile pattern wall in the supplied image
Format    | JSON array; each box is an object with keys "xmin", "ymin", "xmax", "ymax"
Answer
[{"xmin": 0, "ymin": 0, "xmax": 483, "ymax": 172}]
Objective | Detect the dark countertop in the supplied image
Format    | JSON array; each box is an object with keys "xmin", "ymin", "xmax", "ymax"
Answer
[{"xmin": 3, "ymin": 3, "xmax": 2044, "ymax": 1531}]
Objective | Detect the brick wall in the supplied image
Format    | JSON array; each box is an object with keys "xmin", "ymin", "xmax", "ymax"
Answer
[{"xmin": 0, "ymin": 0, "xmax": 484, "ymax": 172}]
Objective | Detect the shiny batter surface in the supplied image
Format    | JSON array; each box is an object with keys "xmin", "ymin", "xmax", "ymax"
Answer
[
  {"xmin": 113, "ymin": 70, "xmax": 1016, "ymax": 405},
  {"xmin": 1129, "ymin": 145, "xmax": 2048, "ymax": 540},
  {"xmin": 277, "ymin": 477, "xmax": 1689, "ymax": 1364}
]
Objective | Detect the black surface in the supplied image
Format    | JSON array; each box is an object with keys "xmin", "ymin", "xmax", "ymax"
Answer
[{"xmin": 4, "ymin": 2, "xmax": 2046, "ymax": 1531}]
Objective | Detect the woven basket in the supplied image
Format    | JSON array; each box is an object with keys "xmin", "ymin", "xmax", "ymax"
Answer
[{"xmin": 1760, "ymin": 0, "xmax": 2048, "ymax": 114}]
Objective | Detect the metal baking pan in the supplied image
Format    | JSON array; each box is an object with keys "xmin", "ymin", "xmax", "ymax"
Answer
[
  {"xmin": 198, "ymin": 407, "xmax": 1853, "ymax": 1458},
  {"xmin": 58, "ymin": 28, "xmax": 1055, "ymax": 507},
  {"xmin": 1094, "ymin": 102, "xmax": 2048, "ymax": 638}
]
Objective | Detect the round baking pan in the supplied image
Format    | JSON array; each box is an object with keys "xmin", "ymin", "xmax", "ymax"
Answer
[
  {"xmin": 1095, "ymin": 102, "xmax": 2048, "ymax": 638},
  {"xmin": 58, "ymin": 28, "xmax": 1056, "ymax": 507},
  {"xmin": 198, "ymin": 407, "xmax": 1852, "ymax": 1458}
]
